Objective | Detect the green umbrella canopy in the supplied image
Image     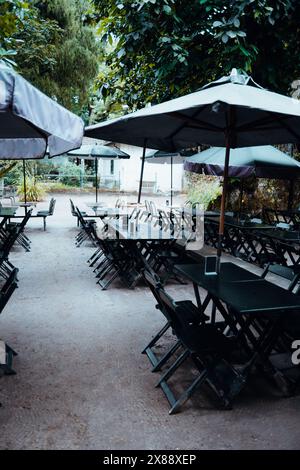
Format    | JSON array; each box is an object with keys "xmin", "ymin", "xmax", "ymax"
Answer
[
  {"xmin": 144, "ymin": 150, "xmax": 184, "ymax": 164},
  {"xmin": 67, "ymin": 144, "xmax": 130, "ymax": 159},
  {"xmin": 184, "ymin": 146, "xmax": 300, "ymax": 180}
]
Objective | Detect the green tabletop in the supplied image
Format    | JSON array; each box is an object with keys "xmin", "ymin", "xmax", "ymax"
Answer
[
  {"xmin": 257, "ymin": 229, "xmax": 300, "ymax": 243},
  {"xmin": 174, "ymin": 262, "xmax": 300, "ymax": 315},
  {"xmin": 0, "ymin": 207, "xmax": 17, "ymax": 217},
  {"xmin": 205, "ymin": 217, "xmax": 273, "ymax": 231}
]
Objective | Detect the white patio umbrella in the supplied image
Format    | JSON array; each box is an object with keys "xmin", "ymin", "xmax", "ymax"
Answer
[
  {"xmin": 0, "ymin": 63, "xmax": 84, "ymax": 202},
  {"xmin": 86, "ymin": 68, "xmax": 300, "ymax": 267}
]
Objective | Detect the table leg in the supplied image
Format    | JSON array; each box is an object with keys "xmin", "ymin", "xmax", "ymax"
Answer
[{"xmin": 193, "ymin": 282, "xmax": 202, "ymax": 309}]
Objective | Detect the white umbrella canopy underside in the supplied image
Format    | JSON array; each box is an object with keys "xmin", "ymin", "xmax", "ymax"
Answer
[{"xmin": 0, "ymin": 63, "xmax": 84, "ymax": 159}]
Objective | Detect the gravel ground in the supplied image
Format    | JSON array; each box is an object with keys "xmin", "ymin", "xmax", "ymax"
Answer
[{"xmin": 0, "ymin": 193, "xmax": 299, "ymax": 450}]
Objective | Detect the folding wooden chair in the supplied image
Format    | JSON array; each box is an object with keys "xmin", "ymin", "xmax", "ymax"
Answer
[
  {"xmin": 0, "ymin": 268, "xmax": 18, "ymax": 375},
  {"xmin": 151, "ymin": 281, "xmax": 245, "ymax": 413}
]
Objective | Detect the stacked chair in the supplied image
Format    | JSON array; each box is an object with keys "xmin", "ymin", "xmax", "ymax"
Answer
[
  {"xmin": 87, "ymin": 224, "xmax": 140, "ymax": 290},
  {"xmin": 75, "ymin": 207, "xmax": 97, "ymax": 248},
  {"xmin": 2, "ymin": 209, "xmax": 32, "ymax": 252},
  {"xmin": 70, "ymin": 199, "xmax": 95, "ymax": 226},
  {"xmin": 75, "ymin": 200, "xmax": 203, "ymax": 290},
  {"xmin": 0, "ymin": 268, "xmax": 19, "ymax": 378},
  {"xmin": 0, "ymin": 212, "xmax": 32, "ymax": 384}
]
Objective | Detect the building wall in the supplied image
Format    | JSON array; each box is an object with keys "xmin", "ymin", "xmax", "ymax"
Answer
[{"xmin": 116, "ymin": 144, "xmax": 184, "ymax": 193}]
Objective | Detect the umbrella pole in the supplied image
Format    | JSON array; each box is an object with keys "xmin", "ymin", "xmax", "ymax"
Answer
[
  {"xmin": 138, "ymin": 140, "xmax": 147, "ymax": 203},
  {"xmin": 23, "ymin": 160, "xmax": 27, "ymax": 205},
  {"xmin": 95, "ymin": 158, "xmax": 98, "ymax": 203},
  {"xmin": 170, "ymin": 156, "xmax": 173, "ymax": 206},
  {"xmin": 217, "ymin": 136, "xmax": 231, "ymax": 271}
]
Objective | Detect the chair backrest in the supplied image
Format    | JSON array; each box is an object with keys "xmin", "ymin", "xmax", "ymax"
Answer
[
  {"xmin": 129, "ymin": 208, "xmax": 140, "ymax": 220},
  {"xmin": 149, "ymin": 201, "xmax": 157, "ymax": 216},
  {"xmin": 14, "ymin": 208, "xmax": 32, "ymax": 236},
  {"xmin": 142, "ymin": 269, "xmax": 171, "ymax": 321},
  {"xmin": 49, "ymin": 198, "xmax": 56, "ymax": 215},
  {"xmin": 144, "ymin": 200, "xmax": 150, "ymax": 212},
  {"xmin": 75, "ymin": 207, "xmax": 86, "ymax": 227},
  {"xmin": 0, "ymin": 268, "xmax": 18, "ymax": 314},
  {"xmin": 70, "ymin": 199, "xmax": 77, "ymax": 216}
]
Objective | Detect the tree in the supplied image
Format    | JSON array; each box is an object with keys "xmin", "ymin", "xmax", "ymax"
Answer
[
  {"xmin": 0, "ymin": 0, "xmax": 30, "ymax": 65},
  {"xmin": 92, "ymin": 0, "xmax": 300, "ymax": 112},
  {"xmin": 12, "ymin": 0, "xmax": 99, "ymax": 115}
]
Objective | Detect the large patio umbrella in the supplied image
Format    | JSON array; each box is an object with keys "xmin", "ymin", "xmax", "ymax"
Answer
[
  {"xmin": 0, "ymin": 63, "xmax": 84, "ymax": 203},
  {"xmin": 144, "ymin": 150, "xmax": 184, "ymax": 205},
  {"xmin": 85, "ymin": 68, "xmax": 300, "ymax": 267},
  {"xmin": 184, "ymin": 145, "xmax": 300, "ymax": 179},
  {"xmin": 68, "ymin": 144, "xmax": 130, "ymax": 202},
  {"xmin": 184, "ymin": 145, "xmax": 300, "ymax": 211}
]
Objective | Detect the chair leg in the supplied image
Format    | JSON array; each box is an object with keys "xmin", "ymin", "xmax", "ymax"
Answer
[
  {"xmin": 142, "ymin": 321, "xmax": 170, "ymax": 354},
  {"xmin": 43, "ymin": 217, "xmax": 46, "ymax": 231},
  {"xmin": 0, "ymin": 343, "xmax": 17, "ymax": 376},
  {"xmin": 156, "ymin": 349, "xmax": 190, "ymax": 387},
  {"xmin": 151, "ymin": 340, "xmax": 182, "ymax": 372},
  {"xmin": 168, "ymin": 369, "xmax": 209, "ymax": 415}
]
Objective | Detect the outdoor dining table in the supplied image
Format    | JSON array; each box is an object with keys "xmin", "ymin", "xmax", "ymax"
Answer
[
  {"xmin": 85, "ymin": 202, "xmax": 105, "ymax": 214},
  {"xmin": 0, "ymin": 207, "xmax": 18, "ymax": 225},
  {"xmin": 14, "ymin": 201, "xmax": 37, "ymax": 215},
  {"xmin": 94, "ymin": 208, "xmax": 132, "ymax": 218},
  {"xmin": 0, "ymin": 207, "xmax": 17, "ymax": 218},
  {"xmin": 255, "ymin": 228, "xmax": 300, "ymax": 265},
  {"xmin": 204, "ymin": 216, "xmax": 274, "ymax": 260},
  {"xmin": 175, "ymin": 261, "xmax": 300, "ymax": 396}
]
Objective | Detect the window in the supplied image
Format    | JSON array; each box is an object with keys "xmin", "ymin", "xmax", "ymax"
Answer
[{"xmin": 110, "ymin": 160, "xmax": 114, "ymax": 175}]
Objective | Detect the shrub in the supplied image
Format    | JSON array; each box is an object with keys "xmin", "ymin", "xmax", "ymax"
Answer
[
  {"xmin": 185, "ymin": 174, "xmax": 222, "ymax": 210},
  {"xmin": 17, "ymin": 177, "xmax": 46, "ymax": 202},
  {"xmin": 58, "ymin": 162, "xmax": 82, "ymax": 186}
]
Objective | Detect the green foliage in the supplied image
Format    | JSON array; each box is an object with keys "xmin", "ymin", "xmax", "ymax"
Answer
[
  {"xmin": 17, "ymin": 176, "xmax": 46, "ymax": 202},
  {"xmin": 92, "ymin": 0, "xmax": 300, "ymax": 111},
  {"xmin": 185, "ymin": 174, "xmax": 222, "ymax": 210},
  {"xmin": 58, "ymin": 161, "xmax": 82, "ymax": 186},
  {"xmin": 0, "ymin": 161, "xmax": 18, "ymax": 179},
  {"xmin": 44, "ymin": 181, "xmax": 92, "ymax": 193},
  {"xmin": 7, "ymin": 0, "xmax": 99, "ymax": 116},
  {"xmin": 0, "ymin": 0, "xmax": 30, "ymax": 65}
]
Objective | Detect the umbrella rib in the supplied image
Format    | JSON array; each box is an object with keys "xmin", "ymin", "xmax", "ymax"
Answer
[
  {"xmin": 236, "ymin": 113, "xmax": 300, "ymax": 141},
  {"xmin": 167, "ymin": 107, "xmax": 223, "ymax": 137},
  {"xmin": 266, "ymin": 112, "xmax": 300, "ymax": 142},
  {"xmin": 236, "ymin": 114, "xmax": 281, "ymax": 132},
  {"xmin": 166, "ymin": 107, "xmax": 208, "ymax": 140}
]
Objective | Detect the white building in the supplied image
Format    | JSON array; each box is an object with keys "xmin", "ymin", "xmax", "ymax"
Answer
[{"xmin": 70, "ymin": 137, "xmax": 185, "ymax": 194}]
